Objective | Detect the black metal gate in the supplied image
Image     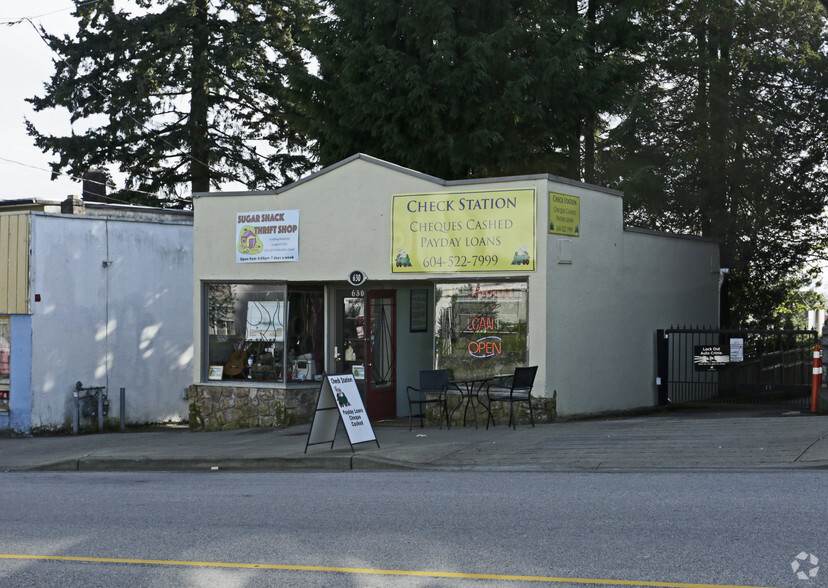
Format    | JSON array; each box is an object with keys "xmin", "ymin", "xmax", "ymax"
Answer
[{"xmin": 657, "ymin": 327, "xmax": 818, "ymax": 409}]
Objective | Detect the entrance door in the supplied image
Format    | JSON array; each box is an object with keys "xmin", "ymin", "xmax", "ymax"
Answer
[
  {"xmin": 335, "ymin": 289, "xmax": 396, "ymax": 420},
  {"xmin": 365, "ymin": 290, "xmax": 396, "ymax": 420}
]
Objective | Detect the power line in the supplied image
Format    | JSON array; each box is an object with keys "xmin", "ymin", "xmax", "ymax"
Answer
[
  {"xmin": 0, "ymin": 0, "xmax": 102, "ymax": 26},
  {"xmin": 0, "ymin": 156, "xmax": 165, "ymax": 203},
  {"xmin": 0, "ymin": 3, "xmax": 183, "ymax": 200},
  {"xmin": 8, "ymin": 3, "xmax": 284, "ymax": 194},
  {"xmin": 0, "ymin": 1, "xmax": 154, "ymax": 204},
  {"xmin": 22, "ymin": 16, "xmax": 214, "ymax": 178}
]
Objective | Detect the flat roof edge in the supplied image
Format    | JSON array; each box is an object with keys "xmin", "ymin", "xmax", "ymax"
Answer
[
  {"xmin": 0, "ymin": 197, "xmax": 63, "ymax": 206},
  {"xmin": 27, "ymin": 210, "xmax": 193, "ymax": 226},
  {"xmin": 445, "ymin": 174, "xmax": 623, "ymax": 197},
  {"xmin": 83, "ymin": 202, "xmax": 193, "ymax": 215},
  {"xmin": 624, "ymin": 225, "xmax": 720, "ymax": 243},
  {"xmin": 1, "ymin": 198, "xmax": 192, "ymax": 217}
]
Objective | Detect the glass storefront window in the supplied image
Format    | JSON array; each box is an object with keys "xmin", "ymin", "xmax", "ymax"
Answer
[
  {"xmin": 285, "ymin": 286, "xmax": 325, "ymax": 383},
  {"xmin": 205, "ymin": 283, "xmax": 323, "ymax": 383},
  {"xmin": 340, "ymin": 295, "xmax": 366, "ymax": 376},
  {"xmin": 435, "ymin": 282, "xmax": 528, "ymax": 379},
  {"xmin": 0, "ymin": 316, "xmax": 9, "ymax": 411}
]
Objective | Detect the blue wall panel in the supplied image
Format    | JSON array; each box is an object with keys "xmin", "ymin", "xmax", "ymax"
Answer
[{"xmin": 9, "ymin": 314, "xmax": 31, "ymax": 434}]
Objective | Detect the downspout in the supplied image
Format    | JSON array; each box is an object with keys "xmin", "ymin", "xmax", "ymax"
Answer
[
  {"xmin": 103, "ymin": 220, "xmax": 112, "ymax": 395},
  {"xmin": 718, "ymin": 268, "xmax": 729, "ymax": 328}
]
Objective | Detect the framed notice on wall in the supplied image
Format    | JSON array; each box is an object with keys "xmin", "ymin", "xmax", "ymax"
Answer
[{"xmin": 410, "ymin": 289, "xmax": 428, "ymax": 332}]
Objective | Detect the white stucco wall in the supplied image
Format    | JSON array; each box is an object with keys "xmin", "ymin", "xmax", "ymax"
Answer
[
  {"xmin": 394, "ymin": 287, "xmax": 437, "ymax": 415},
  {"xmin": 29, "ymin": 213, "xmax": 193, "ymax": 430},
  {"xmin": 194, "ymin": 158, "xmax": 462, "ymax": 286},
  {"xmin": 193, "ymin": 157, "xmax": 547, "ymax": 400},
  {"xmin": 193, "ymin": 154, "xmax": 720, "ymax": 419},
  {"xmin": 546, "ymin": 201, "xmax": 720, "ymax": 417}
]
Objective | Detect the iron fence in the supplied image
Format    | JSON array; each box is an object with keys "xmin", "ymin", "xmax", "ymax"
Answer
[{"xmin": 657, "ymin": 327, "xmax": 818, "ymax": 409}]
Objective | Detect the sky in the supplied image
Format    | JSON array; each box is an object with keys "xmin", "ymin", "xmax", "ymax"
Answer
[
  {"xmin": 2, "ymin": 2, "xmax": 826, "ymax": 302},
  {"xmin": 0, "ymin": 1, "xmax": 83, "ymax": 201}
]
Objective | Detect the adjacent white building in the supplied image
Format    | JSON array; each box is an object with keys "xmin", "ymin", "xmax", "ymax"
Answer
[{"xmin": 0, "ymin": 197, "xmax": 193, "ymax": 434}]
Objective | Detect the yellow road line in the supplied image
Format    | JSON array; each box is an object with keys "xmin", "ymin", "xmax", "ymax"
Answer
[{"xmin": 0, "ymin": 554, "xmax": 779, "ymax": 588}]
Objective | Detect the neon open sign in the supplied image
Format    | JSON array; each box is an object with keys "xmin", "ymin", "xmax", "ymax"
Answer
[{"xmin": 468, "ymin": 336, "xmax": 503, "ymax": 358}]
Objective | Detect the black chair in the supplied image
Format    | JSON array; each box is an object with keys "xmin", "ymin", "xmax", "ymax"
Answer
[
  {"xmin": 485, "ymin": 366, "xmax": 538, "ymax": 430},
  {"xmin": 407, "ymin": 369, "xmax": 449, "ymax": 431}
]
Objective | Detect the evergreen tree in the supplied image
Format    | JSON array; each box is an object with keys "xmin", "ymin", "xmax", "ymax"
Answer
[
  {"xmin": 288, "ymin": 0, "xmax": 649, "ymax": 181},
  {"xmin": 599, "ymin": 0, "xmax": 828, "ymax": 327},
  {"xmin": 26, "ymin": 0, "xmax": 317, "ymax": 205}
]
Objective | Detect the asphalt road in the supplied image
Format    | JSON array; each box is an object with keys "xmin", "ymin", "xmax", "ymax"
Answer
[{"xmin": 0, "ymin": 470, "xmax": 825, "ymax": 587}]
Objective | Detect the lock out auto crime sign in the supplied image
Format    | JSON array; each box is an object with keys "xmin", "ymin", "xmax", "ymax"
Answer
[{"xmin": 694, "ymin": 345, "xmax": 730, "ymax": 371}]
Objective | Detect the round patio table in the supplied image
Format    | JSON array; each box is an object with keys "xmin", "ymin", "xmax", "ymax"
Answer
[{"xmin": 447, "ymin": 377, "xmax": 493, "ymax": 429}]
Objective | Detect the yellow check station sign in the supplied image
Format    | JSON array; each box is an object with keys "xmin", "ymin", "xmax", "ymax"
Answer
[
  {"xmin": 391, "ymin": 188, "xmax": 536, "ymax": 273},
  {"xmin": 548, "ymin": 192, "xmax": 580, "ymax": 237}
]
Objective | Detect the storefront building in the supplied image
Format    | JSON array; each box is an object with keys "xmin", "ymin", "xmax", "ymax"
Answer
[{"xmin": 191, "ymin": 154, "xmax": 720, "ymax": 430}]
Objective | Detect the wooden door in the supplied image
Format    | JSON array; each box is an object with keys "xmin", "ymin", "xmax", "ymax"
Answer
[{"xmin": 365, "ymin": 290, "xmax": 396, "ymax": 420}]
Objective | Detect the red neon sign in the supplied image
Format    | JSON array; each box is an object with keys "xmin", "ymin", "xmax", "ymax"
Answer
[
  {"xmin": 465, "ymin": 316, "xmax": 496, "ymax": 332},
  {"xmin": 468, "ymin": 336, "xmax": 502, "ymax": 358}
]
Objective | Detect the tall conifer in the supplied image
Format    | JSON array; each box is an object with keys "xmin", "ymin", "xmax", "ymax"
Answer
[
  {"xmin": 27, "ymin": 0, "xmax": 317, "ymax": 205},
  {"xmin": 288, "ymin": 0, "xmax": 649, "ymax": 181},
  {"xmin": 599, "ymin": 0, "xmax": 828, "ymax": 326}
]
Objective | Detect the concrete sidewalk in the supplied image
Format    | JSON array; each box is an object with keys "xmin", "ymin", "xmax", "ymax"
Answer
[{"xmin": 1, "ymin": 409, "xmax": 828, "ymax": 473}]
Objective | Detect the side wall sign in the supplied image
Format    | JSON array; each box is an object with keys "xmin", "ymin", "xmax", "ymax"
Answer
[
  {"xmin": 548, "ymin": 192, "xmax": 580, "ymax": 237},
  {"xmin": 391, "ymin": 188, "xmax": 536, "ymax": 273},
  {"xmin": 236, "ymin": 210, "xmax": 299, "ymax": 263}
]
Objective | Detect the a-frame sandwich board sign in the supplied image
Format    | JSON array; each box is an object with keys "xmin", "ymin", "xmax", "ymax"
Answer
[{"xmin": 305, "ymin": 373, "xmax": 379, "ymax": 453}]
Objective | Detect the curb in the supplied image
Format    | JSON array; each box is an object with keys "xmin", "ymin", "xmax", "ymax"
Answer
[
  {"xmin": 17, "ymin": 456, "xmax": 354, "ymax": 472},
  {"xmin": 76, "ymin": 456, "xmax": 356, "ymax": 472},
  {"xmin": 11, "ymin": 456, "xmax": 828, "ymax": 473}
]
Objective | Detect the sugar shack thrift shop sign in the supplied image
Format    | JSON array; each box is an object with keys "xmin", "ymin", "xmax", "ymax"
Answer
[{"xmin": 236, "ymin": 210, "xmax": 299, "ymax": 263}]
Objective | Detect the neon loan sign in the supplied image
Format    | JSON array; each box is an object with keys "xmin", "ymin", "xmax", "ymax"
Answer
[{"xmin": 465, "ymin": 315, "xmax": 497, "ymax": 332}]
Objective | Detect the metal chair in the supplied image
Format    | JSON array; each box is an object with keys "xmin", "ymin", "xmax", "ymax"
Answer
[
  {"xmin": 407, "ymin": 369, "xmax": 449, "ymax": 430},
  {"xmin": 485, "ymin": 366, "xmax": 538, "ymax": 430}
]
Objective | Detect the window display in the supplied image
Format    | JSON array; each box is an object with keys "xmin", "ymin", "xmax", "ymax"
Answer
[
  {"xmin": 205, "ymin": 284, "xmax": 323, "ymax": 383},
  {"xmin": 286, "ymin": 286, "xmax": 324, "ymax": 382},
  {"xmin": 434, "ymin": 282, "xmax": 528, "ymax": 380},
  {"xmin": 338, "ymin": 294, "xmax": 366, "ymax": 379}
]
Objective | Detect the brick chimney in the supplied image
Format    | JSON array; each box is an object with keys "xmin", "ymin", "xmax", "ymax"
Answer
[{"xmin": 61, "ymin": 196, "xmax": 85, "ymax": 215}]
